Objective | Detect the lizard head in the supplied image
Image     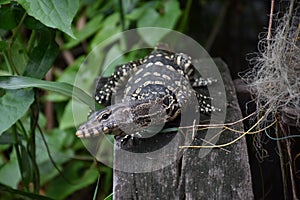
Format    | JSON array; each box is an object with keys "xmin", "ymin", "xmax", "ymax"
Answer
[{"xmin": 76, "ymin": 103, "xmax": 133, "ymax": 138}]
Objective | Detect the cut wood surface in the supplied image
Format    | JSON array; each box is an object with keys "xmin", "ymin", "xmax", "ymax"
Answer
[{"xmin": 113, "ymin": 59, "xmax": 254, "ymax": 200}]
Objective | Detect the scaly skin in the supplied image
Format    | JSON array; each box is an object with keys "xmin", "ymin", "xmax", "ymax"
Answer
[
  {"xmin": 76, "ymin": 46, "xmax": 218, "ymax": 138},
  {"xmin": 76, "ymin": 97, "xmax": 175, "ymax": 138}
]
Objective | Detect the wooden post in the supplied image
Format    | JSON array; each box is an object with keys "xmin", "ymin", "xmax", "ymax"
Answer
[{"xmin": 113, "ymin": 59, "xmax": 254, "ymax": 199}]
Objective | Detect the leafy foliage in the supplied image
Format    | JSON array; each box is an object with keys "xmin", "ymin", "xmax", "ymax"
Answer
[
  {"xmin": 17, "ymin": 0, "xmax": 79, "ymax": 38},
  {"xmin": 0, "ymin": 0, "xmax": 184, "ymax": 199},
  {"xmin": 0, "ymin": 88, "xmax": 34, "ymax": 133}
]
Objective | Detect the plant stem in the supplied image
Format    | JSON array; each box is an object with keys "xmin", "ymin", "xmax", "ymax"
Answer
[
  {"xmin": 177, "ymin": 0, "xmax": 192, "ymax": 33},
  {"xmin": 18, "ymin": 120, "xmax": 29, "ymax": 141},
  {"xmin": 275, "ymin": 121, "xmax": 288, "ymax": 200},
  {"xmin": 27, "ymin": 30, "xmax": 36, "ymax": 52},
  {"xmin": 27, "ymin": 95, "xmax": 40, "ymax": 193},
  {"xmin": 282, "ymin": 125, "xmax": 298, "ymax": 200},
  {"xmin": 267, "ymin": 0, "xmax": 274, "ymax": 41},
  {"xmin": 118, "ymin": 0, "xmax": 125, "ymax": 31},
  {"xmin": 12, "ymin": 124, "xmax": 29, "ymax": 191},
  {"xmin": 7, "ymin": 12, "xmax": 27, "ymax": 75}
]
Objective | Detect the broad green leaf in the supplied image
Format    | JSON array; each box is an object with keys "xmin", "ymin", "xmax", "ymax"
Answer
[
  {"xmin": 36, "ymin": 129, "xmax": 72, "ymax": 164},
  {"xmin": 0, "ymin": 76, "xmax": 94, "ymax": 108},
  {"xmin": 24, "ymin": 28, "xmax": 59, "ymax": 79},
  {"xmin": 0, "ymin": 132, "xmax": 23, "ymax": 144},
  {"xmin": 17, "ymin": 0, "xmax": 79, "ymax": 38},
  {"xmin": 64, "ymin": 14, "xmax": 104, "ymax": 49},
  {"xmin": 46, "ymin": 56, "xmax": 85, "ymax": 102},
  {"xmin": 138, "ymin": 1, "xmax": 181, "ymax": 28},
  {"xmin": 90, "ymin": 13, "xmax": 122, "ymax": 50},
  {"xmin": 0, "ymin": 41, "xmax": 7, "ymax": 51},
  {"xmin": 60, "ymin": 100, "xmax": 88, "ymax": 130},
  {"xmin": 126, "ymin": 1, "xmax": 156, "ymax": 21},
  {"xmin": 11, "ymin": 38, "xmax": 29, "ymax": 75},
  {"xmin": 0, "ymin": 88, "xmax": 34, "ymax": 134},
  {"xmin": 85, "ymin": 1, "xmax": 114, "ymax": 18},
  {"xmin": 0, "ymin": 0, "xmax": 12, "ymax": 5},
  {"xmin": 0, "ymin": 183, "xmax": 54, "ymax": 200},
  {"xmin": 0, "ymin": 4, "xmax": 25, "ymax": 30},
  {"xmin": 20, "ymin": 144, "xmax": 32, "ymax": 187},
  {"xmin": 137, "ymin": 0, "xmax": 181, "ymax": 45},
  {"xmin": 0, "ymin": 70, "xmax": 10, "ymax": 76},
  {"xmin": 76, "ymin": 52, "xmax": 103, "ymax": 92},
  {"xmin": 0, "ymin": 144, "xmax": 10, "ymax": 151},
  {"xmin": 24, "ymin": 15, "xmax": 45, "ymax": 30},
  {"xmin": 0, "ymin": 152, "xmax": 20, "ymax": 188},
  {"xmin": 36, "ymin": 129, "xmax": 74, "ymax": 185},
  {"xmin": 0, "ymin": 6, "xmax": 18, "ymax": 30},
  {"xmin": 102, "ymin": 44, "xmax": 124, "ymax": 77},
  {"xmin": 46, "ymin": 161, "xmax": 98, "ymax": 199},
  {"xmin": 54, "ymin": 56, "xmax": 84, "ymax": 84}
]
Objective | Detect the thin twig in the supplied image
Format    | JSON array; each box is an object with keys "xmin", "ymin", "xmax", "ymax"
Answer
[
  {"xmin": 286, "ymin": 138, "xmax": 299, "ymax": 200},
  {"xmin": 198, "ymin": 137, "xmax": 231, "ymax": 153},
  {"xmin": 267, "ymin": 0, "xmax": 274, "ymax": 41},
  {"xmin": 179, "ymin": 111, "xmax": 256, "ymax": 129},
  {"xmin": 180, "ymin": 113, "xmax": 272, "ymax": 149},
  {"xmin": 118, "ymin": 0, "xmax": 125, "ymax": 31},
  {"xmin": 37, "ymin": 124, "xmax": 73, "ymax": 184},
  {"xmin": 7, "ymin": 13, "xmax": 27, "ymax": 75},
  {"xmin": 56, "ymin": 37, "xmax": 74, "ymax": 65},
  {"xmin": 275, "ymin": 122, "xmax": 288, "ymax": 200},
  {"xmin": 45, "ymin": 69, "xmax": 54, "ymax": 131}
]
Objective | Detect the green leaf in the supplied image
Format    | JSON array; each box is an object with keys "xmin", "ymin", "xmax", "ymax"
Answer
[
  {"xmin": 0, "ymin": 76, "xmax": 94, "ymax": 108},
  {"xmin": 102, "ymin": 44, "xmax": 124, "ymax": 77},
  {"xmin": 24, "ymin": 28, "xmax": 59, "ymax": 79},
  {"xmin": 0, "ymin": 88, "xmax": 34, "ymax": 134},
  {"xmin": 17, "ymin": 0, "xmax": 79, "ymax": 38},
  {"xmin": 0, "ymin": 183, "xmax": 54, "ymax": 200},
  {"xmin": 0, "ymin": 132, "xmax": 23, "ymax": 144},
  {"xmin": 126, "ymin": 1, "xmax": 156, "ymax": 21},
  {"xmin": 10, "ymin": 38, "xmax": 29, "ymax": 75},
  {"xmin": 0, "ymin": 151, "xmax": 20, "ymax": 188},
  {"xmin": 46, "ymin": 161, "xmax": 98, "ymax": 199},
  {"xmin": 54, "ymin": 56, "xmax": 83, "ymax": 84},
  {"xmin": 138, "ymin": 1, "xmax": 181, "ymax": 28},
  {"xmin": 24, "ymin": 15, "xmax": 45, "ymax": 30},
  {"xmin": 45, "ymin": 56, "xmax": 84, "ymax": 102},
  {"xmin": 0, "ymin": 0, "xmax": 12, "ymax": 5},
  {"xmin": 60, "ymin": 100, "xmax": 89, "ymax": 130},
  {"xmin": 137, "ymin": 0, "xmax": 181, "ymax": 45},
  {"xmin": 36, "ymin": 129, "xmax": 74, "ymax": 185},
  {"xmin": 0, "ymin": 41, "xmax": 7, "ymax": 51},
  {"xmin": 0, "ymin": 6, "xmax": 18, "ymax": 30},
  {"xmin": 90, "ymin": 13, "xmax": 121, "ymax": 49},
  {"xmin": 0, "ymin": 144, "xmax": 10, "ymax": 151},
  {"xmin": 20, "ymin": 144, "xmax": 32, "ymax": 187},
  {"xmin": 64, "ymin": 14, "xmax": 104, "ymax": 49},
  {"xmin": 104, "ymin": 193, "xmax": 113, "ymax": 200}
]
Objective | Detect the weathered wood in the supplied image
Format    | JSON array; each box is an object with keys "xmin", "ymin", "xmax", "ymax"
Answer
[{"xmin": 113, "ymin": 59, "xmax": 253, "ymax": 199}]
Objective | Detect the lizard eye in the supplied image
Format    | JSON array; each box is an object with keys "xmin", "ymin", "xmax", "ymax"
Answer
[{"xmin": 101, "ymin": 112, "xmax": 110, "ymax": 120}]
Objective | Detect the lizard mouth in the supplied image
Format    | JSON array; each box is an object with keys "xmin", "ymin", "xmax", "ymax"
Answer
[
  {"xmin": 76, "ymin": 127, "xmax": 101, "ymax": 138},
  {"xmin": 75, "ymin": 123, "xmax": 106, "ymax": 138},
  {"xmin": 76, "ymin": 122, "xmax": 119, "ymax": 138}
]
